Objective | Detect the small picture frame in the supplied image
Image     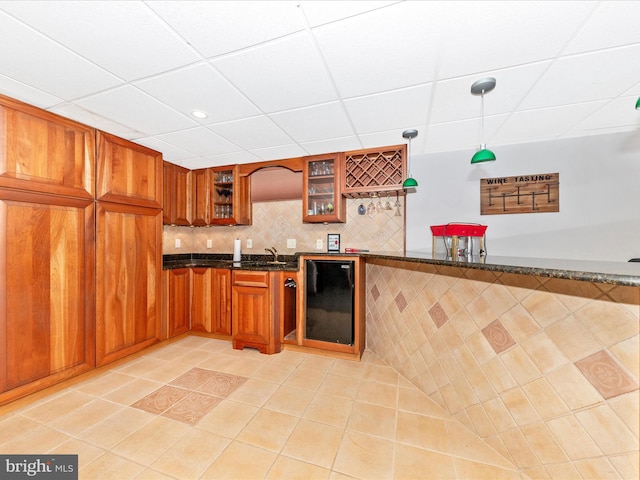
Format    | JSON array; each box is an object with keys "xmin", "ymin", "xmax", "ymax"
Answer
[{"xmin": 327, "ymin": 234, "xmax": 340, "ymax": 252}]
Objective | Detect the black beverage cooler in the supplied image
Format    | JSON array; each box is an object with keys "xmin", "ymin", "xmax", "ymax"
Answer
[{"xmin": 304, "ymin": 259, "xmax": 355, "ymax": 345}]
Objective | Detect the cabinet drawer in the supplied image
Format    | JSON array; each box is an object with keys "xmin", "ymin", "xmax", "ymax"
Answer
[{"xmin": 233, "ymin": 270, "xmax": 269, "ymax": 287}]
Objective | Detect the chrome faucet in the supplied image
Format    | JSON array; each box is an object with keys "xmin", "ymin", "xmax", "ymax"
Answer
[{"xmin": 265, "ymin": 247, "xmax": 278, "ymax": 262}]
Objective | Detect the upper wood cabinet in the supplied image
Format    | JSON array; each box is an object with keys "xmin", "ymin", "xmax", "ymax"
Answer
[
  {"xmin": 302, "ymin": 153, "xmax": 346, "ymax": 223},
  {"xmin": 211, "ymin": 165, "xmax": 251, "ymax": 226},
  {"xmin": 191, "ymin": 168, "xmax": 212, "ymax": 227},
  {"xmin": 95, "ymin": 202, "xmax": 162, "ymax": 366},
  {"xmin": 341, "ymin": 145, "xmax": 406, "ymax": 196},
  {"xmin": 96, "ymin": 131, "xmax": 162, "ymax": 208},
  {"xmin": 0, "ymin": 189, "xmax": 95, "ymax": 405},
  {"xmin": 163, "ymin": 161, "xmax": 192, "ymax": 226},
  {"xmin": 0, "ymin": 94, "xmax": 95, "ymax": 199}
]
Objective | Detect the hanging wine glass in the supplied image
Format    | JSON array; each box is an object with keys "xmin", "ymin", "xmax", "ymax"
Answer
[
  {"xmin": 394, "ymin": 192, "xmax": 402, "ymax": 217},
  {"xmin": 367, "ymin": 194, "xmax": 376, "ymax": 217},
  {"xmin": 376, "ymin": 192, "xmax": 383, "ymax": 213},
  {"xmin": 384, "ymin": 192, "xmax": 393, "ymax": 210}
]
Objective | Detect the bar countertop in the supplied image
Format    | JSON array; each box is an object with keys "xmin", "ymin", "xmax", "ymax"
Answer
[
  {"xmin": 361, "ymin": 251, "xmax": 640, "ymax": 287},
  {"xmin": 163, "ymin": 252, "xmax": 640, "ymax": 287}
]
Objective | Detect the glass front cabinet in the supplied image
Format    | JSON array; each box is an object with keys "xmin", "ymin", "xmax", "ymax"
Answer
[
  {"xmin": 211, "ymin": 165, "xmax": 251, "ymax": 226},
  {"xmin": 302, "ymin": 153, "xmax": 346, "ymax": 223}
]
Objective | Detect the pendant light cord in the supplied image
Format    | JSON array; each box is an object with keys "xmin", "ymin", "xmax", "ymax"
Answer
[{"xmin": 480, "ymin": 90, "xmax": 486, "ymax": 147}]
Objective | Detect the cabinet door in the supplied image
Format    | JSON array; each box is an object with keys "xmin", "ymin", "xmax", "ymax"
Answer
[
  {"xmin": 212, "ymin": 268, "xmax": 232, "ymax": 335},
  {"xmin": 0, "ymin": 94, "xmax": 95, "ymax": 199},
  {"xmin": 0, "ymin": 189, "xmax": 95, "ymax": 404},
  {"xmin": 169, "ymin": 164, "xmax": 192, "ymax": 226},
  {"xmin": 188, "ymin": 268, "xmax": 231, "ymax": 336},
  {"xmin": 96, "ymin": 202, "xmax": 161, "ymax": 366},
  {"xmin": 168, "ymin": 268, "xmax": 191, "ymax": 338},
  {"xmin": 211, "ymin": 166, "xmax": 251, "ymax": 226},
  {"xmin": 232, "ymin": 271, "xmax": 272, "ymax": 352},
  {"xmin": 302, "ymin": 153, "xmax": 345, "ymax": 223},
  {"xmin": 162, "ymin": 162, "xmax": 174, "ymax": 225},
  {"xmin": 191, "ymin": 168, "xmax": 212, "ymax": 226},
  {"xmin": 190, "ymin": 267, "xmax": 211, "ymax": 333},
  {"xmin": 96, "ymin": 131, "xmax": 162, "ymax": 208}
]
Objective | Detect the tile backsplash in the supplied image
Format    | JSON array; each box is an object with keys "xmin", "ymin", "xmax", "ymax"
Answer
[{"xmin": 163, "ymin": 198, "xmax": 404, "ymax": 255}]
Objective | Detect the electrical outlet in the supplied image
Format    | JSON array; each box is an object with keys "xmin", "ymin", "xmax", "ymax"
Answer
[
  {"xmin": 246, "ymin": 239, "xmax": 252, "ymax": 249},
  {"xmin": 287, "ymin": 239, "xmax": 296, "ymax": 249},
  {"xmin": 175, "ymin": 238, "xmax": 181, "ymax": 249},
  {"xmin": 206, "ymin": 239, "xmax": 213, "ymax": 249},
  {"xmin": 316, "ymin": 238, "xmax": 323, "ymax": 250}
]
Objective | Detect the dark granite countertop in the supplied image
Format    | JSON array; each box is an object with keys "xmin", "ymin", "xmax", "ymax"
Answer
[
  {"xmin": 163, "ymin": 253, "xmax": 299, "ymax": 271},
  {"xmin": 163, "ymin": 251, "xmax": 640, "ymax": 286},
  {"xmin": 362, "ymin": 251, "xmax": 640, "ymax": 287}
]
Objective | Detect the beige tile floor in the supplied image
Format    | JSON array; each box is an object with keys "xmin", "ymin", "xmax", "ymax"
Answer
[{"xmin": 0, "ymin": 336, "xmax": 526, "ymax": 479}]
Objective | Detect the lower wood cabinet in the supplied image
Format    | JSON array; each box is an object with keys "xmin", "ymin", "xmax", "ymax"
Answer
[
  {"xmin": 231, "ymin": 271, "xmax": 282, "ymax": 354},
  {"xmin": 163, "ymin": 267, "xmax": 232, "ymax": 339},
  {"xmin": 96, "ymin": 202, "xmax": 162, "ymax": 366},
  {"xmin": 191, "ymin": 268, "xmax": 232, "ymax": 336},
  {"xmin": 166, "ymin": 268, "xmax": 191, "ymax": 338},
  {"xmin": 0, "ymin": 189, "xmax": 95, "ymax": 405}
]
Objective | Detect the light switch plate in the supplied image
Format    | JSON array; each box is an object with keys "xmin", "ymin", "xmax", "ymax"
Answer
[
  {"xmin": 246, "ymin": 239, "xmax": 252, "ymax": 248},
  {"xmin": 175, "ymin": 238, "xmax": 181, "ymax": 249},
  {"xmin": 287, "ymin": 239, "xmax": 296, "ymax": 248},
  {"xmin": 316, "ymin": 238, "xmax": 323, "ymax": 249},
  {"xmin": 206, "ymin": 239, "xmax": 213, "ymax": 248}
]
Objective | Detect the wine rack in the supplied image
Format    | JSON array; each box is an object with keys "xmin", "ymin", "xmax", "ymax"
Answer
[{"xmin": 342, "ymin": 145, "xmax": 406, "ymax": 197}]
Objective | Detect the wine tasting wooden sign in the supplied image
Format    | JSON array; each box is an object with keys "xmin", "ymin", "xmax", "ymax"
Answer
[{"xmin": 480, "ymin": 173, "xmax": 559, "ymax": 215}]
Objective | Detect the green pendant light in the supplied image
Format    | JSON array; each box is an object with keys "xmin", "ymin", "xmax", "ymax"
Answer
[
  {"xmin": 402, "ymin": 129, "xmax": 418, "ymax": 188},
  {"xmin": 470, "ymin": 77, "xmax": 497, "ymax": 164},
  {"xmin": 636, "ymin": 96, "xmax": 640, "ymax": 110}
]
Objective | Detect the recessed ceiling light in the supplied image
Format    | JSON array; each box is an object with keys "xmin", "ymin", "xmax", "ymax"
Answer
[{"xmin": 191, "ymin": 110, "xmax": 208, "ymax": 119}]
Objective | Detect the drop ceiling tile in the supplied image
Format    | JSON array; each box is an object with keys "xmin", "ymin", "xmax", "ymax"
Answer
[
  {"xmin": 156, "ymin": 127, "xmax": 241, "ymax": 157},
  {"xmin": 436, "ymin": 1, "xmax": 597, "ymax": 80},
  {"xmin": 344, "ymin": 84, "xmax": 432, "ymax": 134},
  {"xmin": 359, "ymin": 128, "xmax": 425, "ymax": 151},
  {"xmin": 212, "ymin": 32, "xmax": 337, "ymax": 113},
  {"xmin": 134, "ymin": 137, "xmax": 197, "ymax": 163},
  {"xmin": 76, "ymin": 86, "xmax": 197, "ymax": 135},
  {"xmin": 135, "ymin": 63, "xmax": 260, "ymax": 124},
  {"xmin": 209, "ymin": 116, "xmax": 293, "ymax": 150},
  {"xmin": 520, "ymin": 45, "xmax": 640, "ymax": 110},
  {"xmin": 0, "ymin": 73, "xmax": 63, "ymax": 108},
  {"xmin": 1, "ymin": 1, "xmax": 199, "ymax": 81},
  {"xmin": 147, "ymin": 0, "xmax": 304, "ymax": 58},
  {"xmin": 564, "ymin": 1, "xmax": 640, "ymax": 54},
  {"xmin": 429, "ymin": 63, "xmax": 551, "ymax": 124},
  {"xmin": 312, "ymin": 2, "xmax": 440, "ymax": 97},
  {"xmin": 49, "ymin": 103, "xmax": 146, "ymax": 139},
  {"xmin": 248, "ymin": 144, "xmax": 309, "ymax": 162},
  {"xmin": 300, "ymin": 136, "xmax": 362, "ymax": 155},
  {"xmin": 197, "ymin": 151, "xmax": 264, "ymax": 168},
  {"xmin": 571, "ymin": 97, "xmax": 640, "ymax": 134},
  {"xmin": 422, "ymin": 119, "xmax": 482, "ymax": 154},
  {"xmin": 299, "ymin": 1, "xmax": 397, "ymax": 27},
  {"xmin": 494, "ymin": 102, "xmax": 609, "ymax": 144},
  {"xmin": 269, "ymin": 102, "xmax": 354, "ymax": 143},
  {"xmin": 0, "ymin": 12, "xmax": 121, "ymax": 99}
]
